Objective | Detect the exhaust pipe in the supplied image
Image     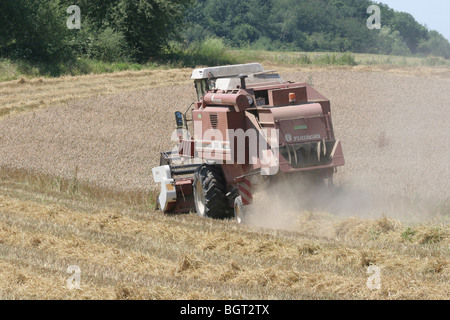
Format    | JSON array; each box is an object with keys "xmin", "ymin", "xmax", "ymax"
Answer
[{"xmin": 237, "ymin": 74, "xmax": 248, "ymax": 89}]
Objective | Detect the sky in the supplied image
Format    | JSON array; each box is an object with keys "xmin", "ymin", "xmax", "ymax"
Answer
[{"xmin": 378, "ymin": 0, "xmax": 450, "ymax": 41}]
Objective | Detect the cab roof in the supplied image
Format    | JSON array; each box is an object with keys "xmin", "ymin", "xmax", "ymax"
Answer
[{"xmin": 191, "ymin": 63, "xmax": 264, "ymax": 80}]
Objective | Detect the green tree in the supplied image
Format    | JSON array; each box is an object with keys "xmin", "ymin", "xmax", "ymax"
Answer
[
  {"xmin": 109, "ymin": 0, "xmax": 193, "ymax": 62},
  {"xmin": 64, "ymin": 0, "xmax": 193, "ymax": 62},
  {"xmin": 181, "ymin": 0, "xmax": 449, "ymax": 59},
  {"xmin": 184, "ymin": 0, "xmax": 271, "ymax": 46},
  {"xmin": 376, "ymin": 26, "xmax": 411, "ymax": 56},
  {"xmin": 387, "ymin": 11, "xmax": 428, "ymax": 53},
  {"xmin": 0, "ymin": 0, "xmax": 72, "ymax": 62},
  {"xmin": 3, "ymin": 0, "xmax": 194, "ymax": 63},
  {"xmin": 417, "ymin": 31, "xmax": 450, "ymax": 59}
]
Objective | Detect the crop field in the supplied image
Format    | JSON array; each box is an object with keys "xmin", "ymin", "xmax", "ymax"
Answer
[{"xmin": 0, "ymin": 63, "xmax": 448, "ymax": 300}]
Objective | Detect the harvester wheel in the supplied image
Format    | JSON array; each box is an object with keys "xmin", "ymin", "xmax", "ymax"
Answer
[
  {"xmin": 234, "ymin": 196, "xmax": 247, "ymax": 224},
  {"xmin": 193, "ymin": 164, "xmax": 228, "ymax": 219}
]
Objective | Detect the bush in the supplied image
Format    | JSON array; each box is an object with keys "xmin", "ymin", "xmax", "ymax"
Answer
[
  {"xmin": 166, "ymin": 37, "xmax": 236, "ymax": 67},
  {"xmin": 250, "ymin": 36, "xmax": 274, "ymax": 51},
  {"xmin": 313, "ymin": 52, "xmax": 357, "ymax": 66},
  {"xmin": 197, "ymin": 38, "xmax": 230, "ymax": 64},
  {"xmin": 295, "ymin": 54, "xmax": 312, "ymax": 64},
  {"xmin": 422, "ymin": 56, "xmax": 450, "ymax": 67},
  {"xmin": 90, "ymin": 28, "xmax": 130, "ymax": 62},
  {"xmin": 417, "ymin": 31, "xmax": 450, "ymax": 59},
  {"xmin": 66, "ymin": 18, "xmax": 132, "ymax": 63},
  {"xmin": 376, "ymin": 27, "xmax": 411, "ymax": 56}
]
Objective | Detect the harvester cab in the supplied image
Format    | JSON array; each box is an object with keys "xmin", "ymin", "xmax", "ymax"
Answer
[{"xmin": 153, "ymin": 63, "xmax": 345, "ymax": 222}]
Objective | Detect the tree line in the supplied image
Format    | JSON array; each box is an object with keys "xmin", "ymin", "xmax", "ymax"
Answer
[
  {"xmin": 182, "ymin": 0, "xmax": 450, "ymax": 59},
  {"xmin": 0, "ymin": 0, "xmax": 449, "ymax": 68},
  {"xmin": 0, "ymin": 0, "xmax": 192, "ymax": 64}
]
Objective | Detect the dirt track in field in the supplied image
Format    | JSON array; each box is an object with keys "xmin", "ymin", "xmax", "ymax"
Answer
[{"xmin": 0, "ymin": 65, "xmax": 448, "ymax": 300}]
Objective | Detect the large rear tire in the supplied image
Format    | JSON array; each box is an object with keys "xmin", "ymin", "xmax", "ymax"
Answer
[{"xmin": 193, "ymin": 164, "xmax": 228, "ymax": 219}]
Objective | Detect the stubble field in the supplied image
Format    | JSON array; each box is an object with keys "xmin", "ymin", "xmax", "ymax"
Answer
[{"xmin": 0, "ymin": 64, "xmax": 448, "ymax": 300}]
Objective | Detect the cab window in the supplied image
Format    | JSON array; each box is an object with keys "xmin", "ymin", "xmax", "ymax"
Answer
[{"xmin": 195, "ymin": 79, "xmax": 208, "ymax": 101}]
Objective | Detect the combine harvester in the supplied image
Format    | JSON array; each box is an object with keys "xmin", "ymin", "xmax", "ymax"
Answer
[{"xmin": 152, "ymin": 63, "xmax": 344, "ymax": 222}]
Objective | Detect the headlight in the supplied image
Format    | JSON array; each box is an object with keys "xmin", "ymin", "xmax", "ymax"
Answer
[{"xmin": 246, "ymin": 95, "xmax": 254, "ymax": 106}]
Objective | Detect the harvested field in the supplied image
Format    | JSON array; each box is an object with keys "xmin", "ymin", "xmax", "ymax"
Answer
[
  {"xmin": 0, "ymin": 191, "xmax": 448, "ymax": 300},
  {"xmin": 0, "ymin": 65, "xmax": 449, "ymax": 300}
]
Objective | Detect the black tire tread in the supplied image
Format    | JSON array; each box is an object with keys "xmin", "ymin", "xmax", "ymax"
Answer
[{"xmin": 194, "ymin": 164, "xmax": 228, "ymax": 219}]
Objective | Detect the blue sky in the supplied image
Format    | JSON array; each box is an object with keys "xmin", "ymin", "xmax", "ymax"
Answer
[{"xmin": 378, "ymin": 0, "xmax": 450, "ymax": 41}]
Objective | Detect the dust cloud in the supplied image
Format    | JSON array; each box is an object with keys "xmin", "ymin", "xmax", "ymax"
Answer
[
  {"xmin": 245, "ymin": 172, "xmax": 447, "ymax": 234},
  {"xmin": 245, "ymin": 70, "xmax": 450, "ymax": 231},
  {"xmin": 244, "ymin": 175, "xmax": 390, "ymax": 231}
]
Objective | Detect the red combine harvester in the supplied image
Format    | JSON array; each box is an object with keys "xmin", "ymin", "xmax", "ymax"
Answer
[{"xmin": 152, "ymin": 63, "xmax": 344, "ymax": 222}]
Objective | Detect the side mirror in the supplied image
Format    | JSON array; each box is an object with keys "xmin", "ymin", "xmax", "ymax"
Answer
[{"xmin": 175, "ymin": 111, "xmax": 184, "ymax": 129}]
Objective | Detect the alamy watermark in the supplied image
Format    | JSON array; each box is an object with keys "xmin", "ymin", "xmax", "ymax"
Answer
[
  {"xmin": 67, "ymin": 5, "xmax": 381, "ymax": 31},
  {"xmin": 171, "ymin": 126, "xmax": 281, "ymax": 176},
  {"xmin": 367, "ymin": 5, "xmax": 381, "ymax": 30},
  {"xmin": 67, "ymin": 5, "xmax": 81, "ymax": 30},
  {"xmin": 366, "ymin": 265, "xmax": 381, "ymax": 290},
  {"xmin": 66, "ymin": 265, "xmax": 81, "ymax": 290}
]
